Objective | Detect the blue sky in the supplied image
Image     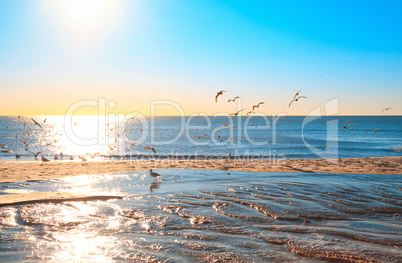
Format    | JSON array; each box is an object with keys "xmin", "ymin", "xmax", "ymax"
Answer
[{"xmin": 0, "ymin": 0, "xmax": 401, "ymax": 115}]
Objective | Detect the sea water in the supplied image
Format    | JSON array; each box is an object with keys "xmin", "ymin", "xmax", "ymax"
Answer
[{"xmin": 0, "ymin": 115, "xmax": 401, "ymax": 161}]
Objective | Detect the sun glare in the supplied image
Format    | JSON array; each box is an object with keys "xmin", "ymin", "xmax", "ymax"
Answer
[{"xmin": 44, "ymin": 0, "xmax": 125, "ymax": 40}]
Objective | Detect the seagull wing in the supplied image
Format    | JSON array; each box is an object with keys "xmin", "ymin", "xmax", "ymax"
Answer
[
  {"xmin": 293, "ymin": 90, "xmax": 301, "ymax": 99},
  {"xmin": 288, "ymin": 100, "xmax": 295, "ymax": 108}
]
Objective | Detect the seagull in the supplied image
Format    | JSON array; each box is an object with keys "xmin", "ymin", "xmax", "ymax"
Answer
[
  {"xmin": 288, "ymin": 96, "xmax": 307, "ymax": 108},
  {"xmin": 85, "ymin": 153, "xmax": 99, "ymax": 159},
  {"xmin": 1, "ymin": 149, "xmax": 12, "ymax": 153},
  {"xmin": 372, "ymin": 127, "xmax": 382, "ymax": 133},
  {"xmin": 215, "ymin": 90, "xmax": 226, "ymax": 103},
  {"xmin": 342, "ymin": 121, "xmax": 352, "ymax": 131},
  {"xmin": 54, "ymin": 154, "xmax": 58, "ymax": 160},
  {"xmin": 227, "ymin": 96, "xmax": 239, "ymax": 103},
  {"xmin": 78, "ymin": 155, "xmax": 87, "ymax": 162},
  {"xmin": 149, "ymin": 169, "xmax": 161, "ymax": 180},
  {"xmin": 230, "ymin": 108, "xmax": 246, "ymax": 116},
  {"xmin": 16, "ymin": 154, "xmax": 22, "ymax": 159},
  {"xmin": 107, "ymin": 145, "xmax": 116, "ymax": 151},
  {"xmin": 29, "ymin": 151, "xmax": 43, "ymax": 157},
  {"xmin": 216, "ymin": 121, "xmax": 231, "ymax": 130},
  {"xmin": 293, "ymin": 90, "xmax": 301, "ymax": 99},
  {"xmin": 41, "ymin": 156, "xmax": 50, "ymax": 162},
  {"xmin": 382, "ymin": 108, "xmax": 393, "ymax": 112},
  {"xmin": 70, "ymin": 156, "xmax": 74, "ymax": 160},
  {"xmin": 0, "ymin": 143, "xmax": 9, "ymax": 148},
  {"xmin": 252, "ymin": 102, "xmax": 265, "ymax": 111},
  {"xmin": 31, "ymin": 118, "xmax": 43, "ymax": 128},
  {"xmin": 144, "ymin": 146, "xmax": 156, "ymax": 154}
]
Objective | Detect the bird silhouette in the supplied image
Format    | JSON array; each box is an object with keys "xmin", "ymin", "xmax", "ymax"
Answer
[
  {"xmin": 252, "ymin": 102, "xmax": 265, "ymax": 111},
  {"xmin": 85, "ymin": 153, "xmax": 100, "ymax": 159},
  {"xmin": 342, "ymin": 121, "xmax": 353, "ymax": 131},
  {"xmin": 215, "ymin": 90, "xmax": 226, "ymax": 103},
  {"xmin": 144, "ymin": 146, "xmax": 156, "ymax": 154},
  {"xmin": 288, "ymin": 96, "xmax": 307, "ymax": 108},
  {"xmin": 126, "ymin": 142, "xmax": 138, "ymax": 147},
  {"xmin": 41, "ymin": 156, "xmax": 50, "ymax": 162},
  {"xmin": 372, "ymin": 127, "xmax": 382, "ymax": 133},
  {"xmin": 149, "ymin": 169, "xmax": 161, "ymax": 180},
  {"xmin": 227, "ymin": 96, "xmax": 239, "ymax": 102},
  {"xmin": 29, "ymin": 151, "xmax": 43, "ymax": 157},
  {"xmin": 230, "ymin": 108, "xmax": 246, "ymax": 116},
  {"xmin": 31, "ymin": 118, "xmax": 43, "ymax": 128},
  {"xmin": 293, "ymin": 90, "xmax": 301, "ymax": 99},
  {"xmin": 382, "ymin": 108, "xmax": 393, "ymax": 112}
]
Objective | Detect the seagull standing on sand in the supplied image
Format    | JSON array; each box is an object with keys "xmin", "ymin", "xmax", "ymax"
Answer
[
  {"xmin": 41, "ymin": 156, "xmax": 50, "ymax": 163},
  {"xmin": 149, "ymin": 169, "xmax": 161, "ymax": 181},
  {"xmin": 215, "ymin": 90, "xmax": 226, "ymax": 103}
]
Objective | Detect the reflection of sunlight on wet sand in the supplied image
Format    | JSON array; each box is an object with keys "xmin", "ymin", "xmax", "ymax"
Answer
[
  {"xmin": 58, "ymin": 174, "xmax": 128, "ymax": 196},
  {"xmin": 34, "ymin": 202, "xmax": 124, "ymax": 262}
]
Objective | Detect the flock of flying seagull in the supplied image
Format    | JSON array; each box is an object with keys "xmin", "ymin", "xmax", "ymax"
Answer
[{"xmin": 0, "ymin": 90, "xmax": 395, "ymax": 162}]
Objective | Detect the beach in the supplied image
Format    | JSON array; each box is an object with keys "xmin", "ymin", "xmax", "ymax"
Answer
[{"xmin": 1, "ymin": 156, "xmax": 401, "ymax": 184}]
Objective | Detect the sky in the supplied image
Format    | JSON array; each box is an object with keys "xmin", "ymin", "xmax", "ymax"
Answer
[{"xmin": 0, "ymin": 0, "xmax": 401, "ymax": 116}]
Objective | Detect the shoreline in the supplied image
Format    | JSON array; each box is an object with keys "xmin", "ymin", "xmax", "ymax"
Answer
[{"xmin": 1, "ymin": 156, "xmax": 401, "ymax": 184}]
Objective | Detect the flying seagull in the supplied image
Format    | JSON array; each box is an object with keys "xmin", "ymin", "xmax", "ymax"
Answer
[
  {"xmin": 31, "ymin": 118, "xmax": 43, "ymax": 128},
  {"xmin": 230, "ymin": 108, "xmax": 246, "ymax": 116},
  {"xmin": 288, "ymin": 96, "xmax": 307, "ymax": 108},
  {"xmin": 382, "ymin": 108, "xmax": 393, "ymax": 112},
  {"xmin": 85, "ymin": 153, "xmax": 100, "ymax": 159},
  {"xmin": 252, "ymin": 102, "xmax": 265, "ymax": 111},
  {"xmin": 29, "ymin": 151, "xmax": 43, "ymax": 157},
  {"xmin": 227, "ymin": 96, "xmax": 239, "ymax": 103},
  {"xmin": 215, "ymin": 90, "xmax": 226, "ymax": 103},
  {"xmin": 372, "ymin": 127, "xmax": 382, "ymax": 133},
  {"xmin": 144, "ymin": 146, "xmax": 156, "ymax": 154},
  {"xmin": 293, "ymin": 90, "xmax": 301, "ymax": 99}
]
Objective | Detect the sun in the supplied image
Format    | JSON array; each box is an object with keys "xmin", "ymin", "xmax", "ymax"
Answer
[{"xmin": 43, "ymin": 0, "xmax": 125, "ymax": 40}]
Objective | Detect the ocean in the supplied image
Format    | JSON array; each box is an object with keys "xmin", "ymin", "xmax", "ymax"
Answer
[{"xmin": 0, "ymin": 115, "xmax": 401, "ymax": 161}]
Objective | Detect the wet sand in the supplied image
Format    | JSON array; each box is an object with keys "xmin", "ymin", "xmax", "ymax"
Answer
[{"xmin": 0, "ymin": 156, "xmax": 401, "ymax": 184}]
